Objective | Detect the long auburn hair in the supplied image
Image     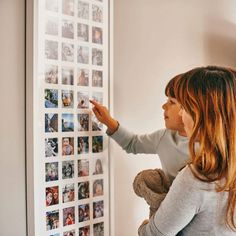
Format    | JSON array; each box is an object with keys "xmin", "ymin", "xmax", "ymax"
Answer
[{"xmin": 174, "ymin": 66, "xmax": 236, "ymax": 230}]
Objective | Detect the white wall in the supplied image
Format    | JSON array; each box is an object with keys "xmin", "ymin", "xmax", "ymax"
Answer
[
  {"xmin": 113, "ymin": 1, "xmax": 236, "ymax": 235},
  {"xmin": 0, "ymin": 0, "xmax": 26, "ymax": 235}
]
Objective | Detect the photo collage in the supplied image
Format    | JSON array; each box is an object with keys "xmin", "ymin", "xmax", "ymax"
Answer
[{"xmin": 43, "ymin": 0, "xmax": 107, "ymax": 235}]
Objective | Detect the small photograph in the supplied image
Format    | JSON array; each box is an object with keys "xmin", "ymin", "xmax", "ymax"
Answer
[
  {"xmin": 63, "ymin": 206, "xmax": 75, "ymax": 226},
  {"xmin": 46, "ymin": 186, "xmax": 59, "ymax": 206},
  {"xmin": 92, "ymin": 70, "xmax": 103, "ymax": 87},
  {"xmin": 77, "ymin": 46, "xmax": 89, "ymax": 64},
  {"xmin": 78, "ymin": 181, "xmax": 89, "ymax": 200},
  {"xmin": 77, "ymin": 136, "xmax": 89, "ymax": 154},
  {"xmin": 92, "ymin": 27, "xmax": 103, "ymax": 44},
  {"xmin": 62, "ymin": 137, "xmax": 74, "ymax": 156},
  {"xmin": 45, "ymin": 40, "xmax": 58, "ymax": 60},
  {"xmin": 92, "ymin": 114, "xmax": 102, "ymax": 131},
  {"xmin": 93, "ymin": 179, "xmax": 103, "ymax": 197},
  {"xmin": 62, "ymin": 43, "xmax": 74, "ymax": 62},
  {"xmin": 62, "ymin": 113, "xmax": 74, "ymax": 132},
  {"xmin": 45, "ymin": 0, "xmax": 58, "ymax": 12},
  {"xmin": 77, "ymin": 91, "xmax": 89, "ymax": 109},
  {"xmin": 93, "ymin": 200, "xmax": 104, "ymax": 219},
  {"xmin": 92, "ymin": 48, "xmax": 103, "ymax": 66},
  {"xmin": 78, "ymin": 204, "xmax": 90, "ymax": 222},
  {"xmin": 45, "ymin": 113, "xmax": 58, "ymax": 133},
  {"xmin": 93, "ymin": 158, "xmax": 103, "ymax": 175},
  {"xmin": 62, "ymin": 20, "xmax": 74, "ymax": 39},
  {"xmin": 62, "ymin": 183, "xmax": 75, "ymax": 203},
  {"xmin": 45, "ymin": 162, "xmax": 59, "ymax": 182},
  {"xmin": 78, "ymin": 1, "xmax": 89, "ymax": 20},
  {"xmin": 78, "ymin": 159, "xmax": 89, "ymax": 177},
  {"xmin": 45, "ymin": 17, "xmax": 58, "ymax": 36},
  {"xmin": 62, "ymin": 90, "xmax": 74, "ymax": 108},
  {"xmin": 45, "ymin": 89, "xmax": 58, "ymax": 108},
  {"xmin": 79, "ymin": 226, "xmax": 90, "ymax": 236},
  {"xmin": 50, "ymin": 234, "xmax": 60, "ymax": 236},
  {"xmin": 77, "ymin": 68, "xmax": 89, "ymax": 86},
  {"xmin": 92, "ymin": 91, "xmax": 103, "ymax": 104},
  {"xmin": 62, "ymin": 160, "xmax": 74, "ymax": 179},
  {"xmin": 92, "ymin": 5, "xmax": 103, "ymax": 23},
  {"xmin": 93, "ymin": 222, "xmax": 104, "ymax": 236},
  {"xmin": 63, "ymin": 229, "xmax": 76, "ymax": 236},
  {"xmin": 77, "ymin": 114, "xmax": 89, "ymax": 131},
  {"xmin": 62, "ymin": 0, "xmax": 74, "ymax": 16},
  {"xmin": 45, "ymin": 64, "xmax": 58, "ymax": 84},
  {"xmin": 45, "ymin": 138, "xmax": 58, "ymax": 157},
  {"xmin": 62, "ymin": 67, "xmax": 74, "ymax": 85},
  {"xmin": 92, "ymin": 136, "xmax": 103, "ymax": 153},
  {"xmin": 77, "ymin": 23, "xmax": 89, "ymax": 42},
  {"xmin": 46, "ymin": 210, "xmax": 59, "ymax": 231}
]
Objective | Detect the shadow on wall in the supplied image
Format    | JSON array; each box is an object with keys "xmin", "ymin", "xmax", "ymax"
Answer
[{"xmin": 204, "ymin": 17, "xmax": 236, "ymax": 68}]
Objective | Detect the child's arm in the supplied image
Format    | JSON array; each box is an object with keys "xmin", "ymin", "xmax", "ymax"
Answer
[{"xmin": 90, "ymin": 100, "xmax": 165, "ymax": 154}]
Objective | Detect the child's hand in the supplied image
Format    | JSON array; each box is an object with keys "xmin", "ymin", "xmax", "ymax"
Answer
[{"xmin": 90, "ymin": 100, "xmax": 119, "ymax": 134}]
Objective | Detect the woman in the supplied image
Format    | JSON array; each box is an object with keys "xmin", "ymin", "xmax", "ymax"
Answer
[{"xmin": 139, "ymin": 66, "xmax": 236, "ymax": 235}]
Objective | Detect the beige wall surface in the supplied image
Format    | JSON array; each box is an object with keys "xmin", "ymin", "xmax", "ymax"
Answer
[
  {"xmin": 113, "ymin": 0, "xmax": 236, "ymax": 235},
  {"xmin": 0, "ymin": 0, "xmax": 26, "ymax": 235}
]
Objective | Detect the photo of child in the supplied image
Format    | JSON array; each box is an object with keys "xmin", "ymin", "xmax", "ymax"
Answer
[
  {"xmin": 63, "ymin": 207, "xmax": 75, "ymax": 226},
  {"xmin": 79, "ymin": 226, "xmax": 90, "ymax": 236},
  {"xmin": 77, "ymin": 114, "xmax": 89, "ymax": 131},
  {"xmin": 45, "ymin": 17, "xmax": 58, "ymax": 36},
  {"xmin": 62, "ymin": 20, "xmax": 74, "ymax": 39},
  {"xmin": 78, "ymin": 181, "xmax": 89, "ymax": 200},
  {"xmin": 45, "ymin": 89, "xmax": 58, "ymax": 108},
  {"xmin": 77, "ymin": 68, "xmax": 89, "ymax": 86},
  {"xmin": 93, "ymin": 158, "xmax": 103, "ymax": 175},
  {"xmin": 46, "ymin": 186, "xmax": 59, "ymax": 206},
  {"xmin": 45, "ymin": 0, "xmax": 58, "ymax": 12},
  {"xmin": 46, "ymin": 210, "xmax": 59, "ymax": 231},
  {"xmin": 78, "ymin": 1, "xmax": 89, "ymax": 20},
  {"xmin": 77, "ymin": 23, "xmax": 89, "ymax": 42},
  {"xmin": 77, "ymin": 136, "xmax": 89, "ymax": 154},
  {"xmin": 62, "ymin": 113, "xmax": 74, "ymax": 132},
  {"xmin": 62, "ymin": 183, "xmax": 75, "ymax": 203},
  {"xmin": 77, "ymin": 46, "xmax": 89, "ymax": 64},
  {"xmin": 92, "ymin": 5, "xmax": 103, "ymax": 23},
  {"xmin": 92, "ymin": 48, "xmax": 103, "ymax": 66},
  {"xmin": 62, "ymin": 43, "xmax": 74, "ymax": 62},
  {"xmin": 62, "ymin": 67, "xmax": 74, "ymax": 85},
  {"xmin": 78, "ymin": 204, "xmax": 90, "ymax": 222},
  {"xmin": 93, "ymin": 179, "xmax": 103, "ymax": 197},
  {"xmin": 77, "ymin": 91, "xmax": 89, "ymax": 109},
  {"xmin": 45, "ymin": 113, "xmax": 58, "ymax": 132},
  {"xmin": 62, "ymin": 160, "xmax": 74, "ymax": 179},
  {"xmin": 62, "ymin": 90, "xmax": 74, "ymax": 108},
  {"xmin": 78, "ymin": 159, "xmax": 89, "ymax": 177},
  {"xmin": 93, "ymin": 200, "xmax": 104, "ymax": 219},
  {"xmin": 45, "ymin": 138, "xmax": 58, "ymax": 157},
  {"xmin": 45, "ymin": 162, "xmax": 59, "ymax": 182},
  {"xmin": 92, "ymin": 114, "xmax": 102, "ymax": 131},
  {"xmin": 92, "ymin": 70, "xmax": 103, "ymax": 87},
  {"xmin": 63, "ymin": 230, "xmax": 75, "ymax": 236},
  {"xmin": 93, "ymin": 222, "xmax": 104, "ymax": 236},
  {"xmin": 92, "ymin": 136, "xmax": 103, "ymax": 153},
  {"xmin": 62, "ymin": 137, "xmax": 74, "ymax": 156},
  {"xmin": 45, "ymin": 65, "xmax": 58, "ymax": 84},
  {"xmin": 62, "ymin": 0, "xmax": 74, "ymax": 16},
  {"xmin": 45, "ymin": 40, "xmax": 58, "ymax": 60},
  {"xmin": 92, "ymin": 27, "xmax": 103, "ymax": 44}
]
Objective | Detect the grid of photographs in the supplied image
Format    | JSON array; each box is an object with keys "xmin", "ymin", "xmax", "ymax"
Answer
[{"xmin": 42, "ymin": 0, "xmax": 108, "ymax": 235}]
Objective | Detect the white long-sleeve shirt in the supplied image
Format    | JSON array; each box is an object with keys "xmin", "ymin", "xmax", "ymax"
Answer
[
  {"xmin": 139, "ymin": 166, "xmax": 234, "ymax": 236},
  {"xmin": 109, "ymin": 125, "xmax": 189, "ymax": 182}
]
